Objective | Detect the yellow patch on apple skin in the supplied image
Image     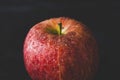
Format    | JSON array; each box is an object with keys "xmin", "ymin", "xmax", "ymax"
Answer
[{"xmin": 46, "ymin": 27, "xmax": 58, "ymax": 35}]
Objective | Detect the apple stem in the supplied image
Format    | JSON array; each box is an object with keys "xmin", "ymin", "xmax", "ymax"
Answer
[{"xmin": 58, "ymin": 22, "xmax": 62, "ymax": 35}]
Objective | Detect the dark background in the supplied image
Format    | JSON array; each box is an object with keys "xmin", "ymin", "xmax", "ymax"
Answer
[{"xmin": 0, "ymin": 1, "xmax": 119, "ymax": 80}]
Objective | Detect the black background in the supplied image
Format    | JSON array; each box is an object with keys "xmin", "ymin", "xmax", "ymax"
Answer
[{"xmin": 0, "ymin": 1, "xmax": 119, "ymax": 80}]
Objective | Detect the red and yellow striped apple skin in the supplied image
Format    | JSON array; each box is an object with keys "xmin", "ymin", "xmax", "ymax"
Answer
[{"xmin": 23, "ymin": 17, "xmax": 98, "ymax": 80}]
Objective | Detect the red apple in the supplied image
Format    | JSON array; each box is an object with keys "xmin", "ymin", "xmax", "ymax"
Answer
[{"xmin": 23, "ymin": 17, "xmax": 98, "ymax": 80}]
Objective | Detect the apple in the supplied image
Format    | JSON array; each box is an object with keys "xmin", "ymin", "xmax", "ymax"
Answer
[{"xmin": 23, "ymin": 17, "xmax": 98, "ymax": 80}]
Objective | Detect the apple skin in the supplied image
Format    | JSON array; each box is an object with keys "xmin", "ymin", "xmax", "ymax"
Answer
[{"xmin": 23, "ymin": 17, "xmax": 98, "ymax": 80}]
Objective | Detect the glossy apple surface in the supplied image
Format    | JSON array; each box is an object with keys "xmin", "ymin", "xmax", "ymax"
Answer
[{"xmin": 23, "ymin": 17, "xmax": 98, "ymax": 80}]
